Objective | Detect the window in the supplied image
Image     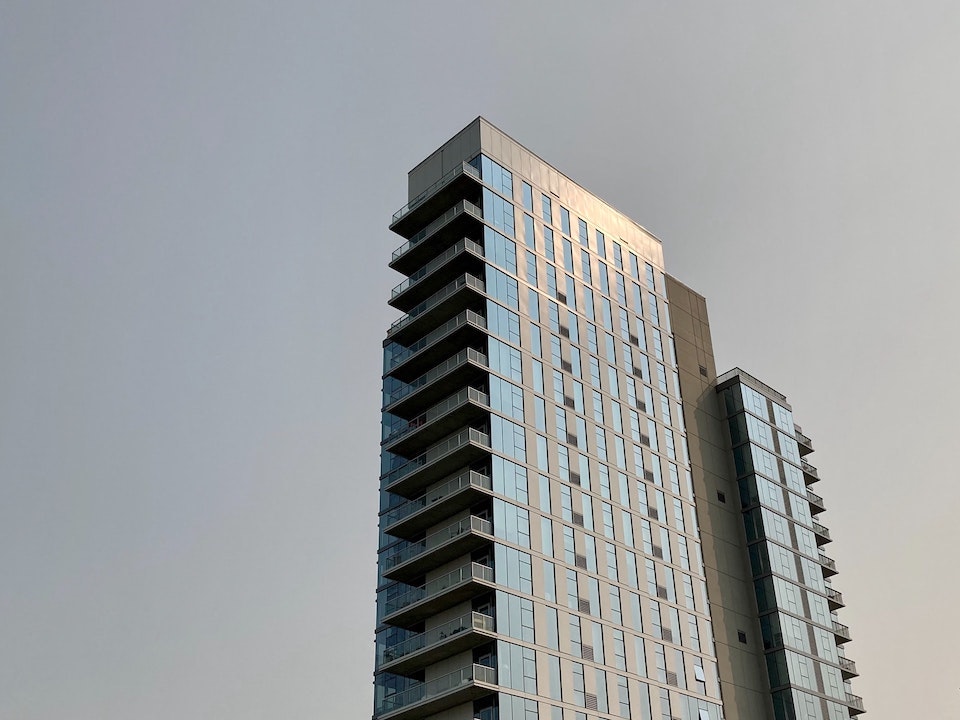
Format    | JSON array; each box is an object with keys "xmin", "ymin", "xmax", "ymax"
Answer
[
  {"xmin": 521, "ymin": 181, "xmax": 533, "ymax": 211},
  {"xmin": 541, "ymin": 194, "xmax": 552, "ymax": 224}
]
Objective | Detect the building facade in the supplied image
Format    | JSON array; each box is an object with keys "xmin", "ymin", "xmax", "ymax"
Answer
[{"xmin": 373, "ymin": 118, "xmax": 863, "ymax": 720}]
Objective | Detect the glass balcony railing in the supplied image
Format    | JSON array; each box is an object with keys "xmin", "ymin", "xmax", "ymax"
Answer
[
  {"xmin": 381, "ymin": 427, "xmax": 491, "ymax": 487},
  {"xmin": 812, "ymin": 520, "xmax": 831, "ymax": 541},
  {"xmin": 383, "ymin": 470, "xmax": 492, "ymax": 529},
  {"xmin": 383, "ymin": 516, "xmax": 493, "ymax": 571},
  {"xmin": 385, "ymin": 309, "xmax": 486, "ymax": 372},
  {"xmin": 801, "ymin": 460, "xmax": 819, "ymax": 479},
  {"xmin": 391, "ymin": 161, "xmax": 481, "ymax": 226},
  {"xmin": 794, "ymin": 425, "xmax": 814, "ymax": 449},
  {"xmin": 383, "ymin": 348, "xmax": 487, "ymax": 408},
  {"xmin": 390, "ymin": 238, "xmax": 484, "ymax": 301},
  {"xmin": 832, "ymin": 620, "xmax": 852, "ymax": 640},
  {"xmin": 391, "ymin": 200, "xmax": 483, "ymax": 264},
  {"xmin": 380, "ymin": 611, "xmax": 495, "ymax": 665},
  {"xmin": 818, "ymin": 553, "xmax": 837, "ymax": 573},
  {"xmin": 807, "ymin": 489, "xmax": 825, "ymax": 507},
  {"xmin": 825, "ymin": 587, "xmax": 844, "ymax": 606},
  {"xmin": 845, "ymin": 693, "xmax": 865, "ymax": 712},
  {"xmin": 379, "ymin": 663, "xmax": 496, "ymax": 716},
  {"xmin": 383, "ymin": 387, "xmax": 489, "ymax": 447},
  {"xmin": 382, "ymin": 562, "xmax": 494, "ymax": 617},
  {"xmin": 839, "ymin": 657, "xmax": 858, "ymax": 675},
  {"xmin": 388, "ymin": 274, "xmax": 485, "ymax": 336}
]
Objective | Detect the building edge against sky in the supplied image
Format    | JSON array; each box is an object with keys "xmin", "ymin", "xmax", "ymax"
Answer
[{"xmin": 374, "ymin": 117, "xmax": 863, "ymax": 720}]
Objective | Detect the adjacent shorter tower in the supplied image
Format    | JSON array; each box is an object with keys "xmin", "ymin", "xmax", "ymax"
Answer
[{"xmin": 373, "ymin": 118, "xmax": 863, "ymax": 720}]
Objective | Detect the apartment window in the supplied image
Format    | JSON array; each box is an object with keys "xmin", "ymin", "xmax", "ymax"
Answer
[
  {"xmin": 521, "ymin": 181, "xmax": 533, "ymax": 211},
  {"xmin": 612, "ymin": 242, "xmax": 623, "ymax": 270},
  {"xmin": 560, "ymin": 207, "xmax": 571, "ymax": 235},
  {"xmin": 541, "ymin": 193, "xmax": 553, "ymax": 223},
  {"xmin": 578, "ymin": 218, "xmax": 589, "ymax": 247}
]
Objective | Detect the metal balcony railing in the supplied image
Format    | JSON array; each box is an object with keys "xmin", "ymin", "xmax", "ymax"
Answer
[
  {"xmin": 381, "ymin": 562, "xmax": 494, "ymax": 617},
  {"xmin": 390, "ymin": 238, "xmax": 484, "ymax": 302},
  {"xmin": 385, "ymin": 310, "xmax": 486, "ymax": 373},
  {"xmin": 383, "ymin": 470, "xmax": 492, "ymax": 529},
  {"xmin": 391, "ymin": 200, "xmax": 483, "ymax": 264},
  {"xmin": 383, "ymin": 387, "xmax": 489, "ymax": 447},
  {"xmin": 380, "ymin": 612, "xmax": 495, "ymax": 665},
  {"xmin": 378, "ymin": 663, "xmax": 496, "ymax": 717},
  {"xmin": 388, "ymin": 274, "xmax": 485, "ymax": 336},
  {"xmin": 383, "ymin": 516, "xmax": 493, "ymax": 570},
  {"xmin": 391, "ymin": 161, "xmax": 481, "ymax": 226},
  {"xmin": 383, "ymin": 348, "xmax": 487, "ymax": 408},
  {"xmin": 380, "ymin": 427, "xmax": 491, "ymax": 487}
]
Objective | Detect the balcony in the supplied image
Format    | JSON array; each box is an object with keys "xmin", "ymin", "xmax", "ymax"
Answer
[
  {"xmin": 801, "ymin": 460, "xmax": 820, "ymax": 484},
  {"xmin": 794, "ymin": 425, "xmax": 814, "ymax": 456},
  {"xmin": 389, "ymin": 161, "xmax": 482, "ymax": 237},
  {"xmin": 807, "ymin": 489, "xmax": 826, "ymax": 515},
  {"xmin": 812, "ymin": 520, "xmax": 832, "ymax": 545},
  {"xmin": 377, "ymin": 663, "xmax": 497, "ymax": 720},
  {"xmin": 384, "ymin": 470, "xmax": 493, "ymax": 540},
  {"xmin": 390, "ymin": 200, "xmax": 485, "ymax": 275},
  {"xmin": 839, "ymin": 656, "xmax": 859, "ymax": 679},
  {"xmin": 818, "ymin": 553, "xmax": 838, "ymax": 577},
  {"xmin": 384, "ymin": 387, "xmax": 490, "ymax": 457},
  {"xmin": 383, "ymin": 427, "xmax": 492, "ymax": 498},
  {"xmin": 383, "ymin": 515, "xmax": 494, "ymax": 583},
  {"xmin": 845, "ymin": 693, "xmax": 865, "ymax": 714},
  {"xmin": 382, "ymin": 562, "xmax": 496, "ymax": 627},
  {"xmin": 384, "ymin": 309, "xmax": 487, "ymax": 382},
  {"xmin": 390, "ymin": 238, "xmax": 485, "ymax": 312},
  {"xmin": 825, "ymin": 587, "xmax": 845, "ymax": 610},
  {"xmin": 832, "ymin": 620, "xmax": 852, "ymax": 644},
  {"xmin": 387, "ymin": 274, "xmax": 486, "ymax": 346},
  {"xmin": 384, "ymin": 348, "xmax": 488, "ymax": 419},
  {"xmin": 379, "ymin": 612, "xmax": 496, "ymax": 676}
]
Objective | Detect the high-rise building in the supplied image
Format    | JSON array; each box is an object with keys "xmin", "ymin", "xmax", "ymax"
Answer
[{"xmin": 373, "ymin": 118, "xmax": 863, "ymax": 720}]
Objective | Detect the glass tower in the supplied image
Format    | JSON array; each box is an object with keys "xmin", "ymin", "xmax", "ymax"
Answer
[{"xmin": 373, "ymin": 118, "xmax": 862, "ymax": 720}]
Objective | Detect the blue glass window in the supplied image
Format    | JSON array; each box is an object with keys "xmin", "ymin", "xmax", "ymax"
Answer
[
  {"xmin": 523, "ymin": 214, "xmax": 535, "ymax": 250},
  {"xmin": 487, "ymin": 299, "xmax": 521, "ymax": 344},
  {"xmin": 491, "ymin": 415, "xmax": 526, "ymax": 461},
  {"xmin": 490, "ymin": 375, "xmax": 525, "ymax": 421},
  {"xmin": 486, "ymin": 265, "xmax": 519, "ymax": 308},
  {"xmin": 488, "ymin": 337, "xmax": 522, "ymax": 382},
  {"xmin": 483, "ymin": 226, "xmax": 517, "ymax": 274},
  {"xmin": 483, "ymin": 188, "xmax": 515, "ymax": 237},
  {"xmin": 479, "ymin": 155, "xmax": 513, "ymax": 197},
  {"xmin": 521, "ymin": 181, "xmax": 533, "ymax": 211}
]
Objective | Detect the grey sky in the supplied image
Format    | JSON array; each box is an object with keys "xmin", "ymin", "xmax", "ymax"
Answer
[{"xmin": 1, "ymin": 2, "xmax": 957, "ymax": 718}]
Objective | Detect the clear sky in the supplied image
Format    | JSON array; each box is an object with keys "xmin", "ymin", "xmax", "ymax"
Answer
[{"xmin": 1, "ymin": 2, "xmax": 957, "ymax": 719}]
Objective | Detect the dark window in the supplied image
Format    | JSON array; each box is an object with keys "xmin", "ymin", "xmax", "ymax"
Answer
[{"xmin": 737, "ymin": 630, "xmax": 747, "ymax": 643}]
